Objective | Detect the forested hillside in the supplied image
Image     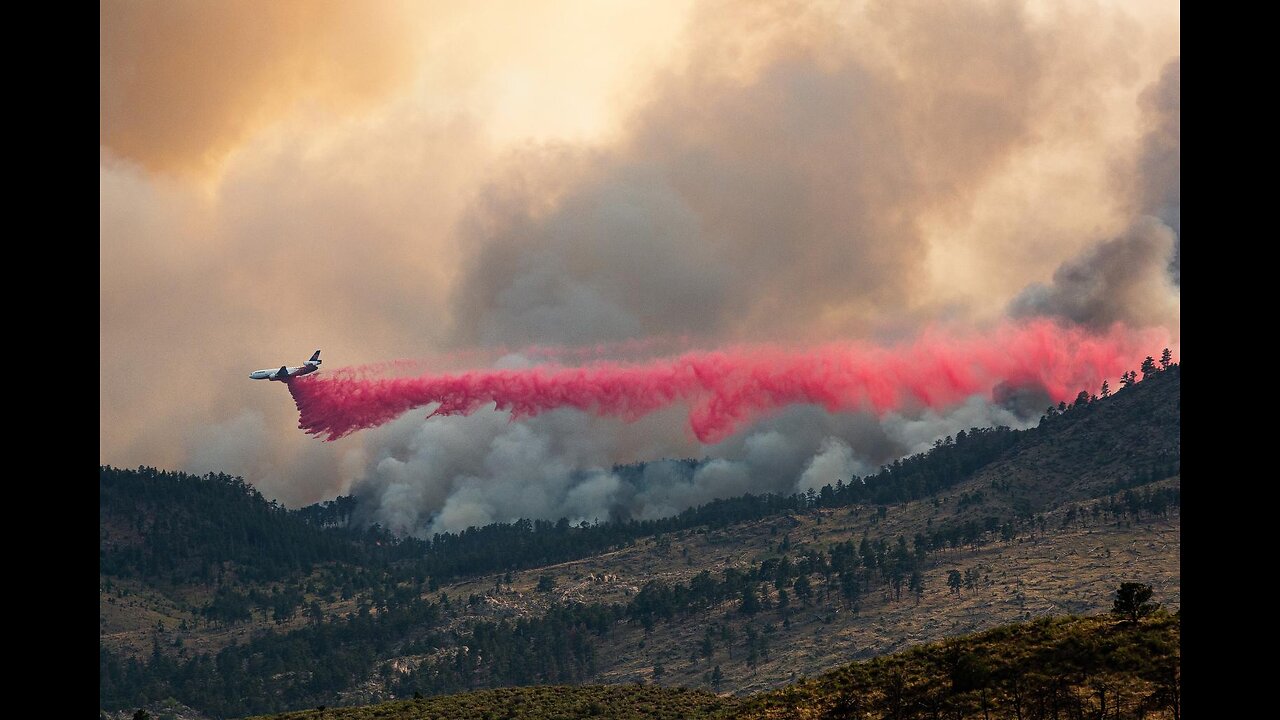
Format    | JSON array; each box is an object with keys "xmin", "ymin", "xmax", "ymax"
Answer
[
  {"xmin": 102, "ymin": 366, "xmax": 1179, "ymax": 588},
  {"xmin": 235, "ymin": 611, "xmax": 1179, "ymax": 720},
  {"xmin": 101, "ymin": 364, "xmax": 1180, "ymax": 718}
]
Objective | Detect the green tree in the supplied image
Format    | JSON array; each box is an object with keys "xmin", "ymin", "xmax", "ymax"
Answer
[
  {"xmin": 948, "ymin": 570, "xmax": 963, "ymax": 595},
  {"xmin": 839, "ymin": 572, "xmax": 860, "ymax": 609},
  {"xmin": 1100, "ymin": 379, "xmax": 1111, "ymax": 397},
  {"xmin": 1160, "ymin": 348, "xmax": 1173, "ymax": 370},
  {"xmin": 711, "ymin": 665, "xmax": 724, "ymax": 690},
  {"xmin": 774, "ymin": 556, "xmax": 791, "ymax": 590},
  {"xmin": 1141, "ymin": 356, "xmax": 1158, "ymax": 379},
  {"xmin": 793, "ymin": 576, "xmax": 813, "ymax": 605},
  {"xmin": 536, "ymin": 575, "xmax": 556, "ymax": 593},
  {"xmin": 1112, "ymin": 582, "xmax": 1159, "ymax": 624}
]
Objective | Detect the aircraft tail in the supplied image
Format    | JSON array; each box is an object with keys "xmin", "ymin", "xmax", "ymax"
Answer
[{"xmin": 308, "ymin": 350, "xmax": 322, "ymax": 364}]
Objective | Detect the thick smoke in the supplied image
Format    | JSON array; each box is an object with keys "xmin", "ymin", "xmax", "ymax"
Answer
[
  {"xmin": 1010, "ymin": 58, "xmax": 1180, "ymax": 327},
  {"xmin": 449, "ymin": 0, "xmax": 1072, "ymax": 345},
  {"xmin": 1138, "ymin": 61, "xmax": 1181, "ymax": 239},
  {"xmin": 288, "ymin": 321, "xmax": 1164, "ymax": 443},
  {"xmin": 352, "ymin": 395, "xmax": 1041, "ymax": 537},
  {"xmin": 99, "ymin": 1, "xmax": 1180, "ymax": 521},
  {"xmin": 1009, "ymin": 218, "xmax": 1179, "ymax": 330}
]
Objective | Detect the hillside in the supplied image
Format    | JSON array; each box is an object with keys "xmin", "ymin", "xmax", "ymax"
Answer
[
  {"xmin": 100, "ymin": 365, "xmax": 1180, "ymax": 718},
  {"xmin": 431, "ymin": 478, "xmax": 1178, "ymax": 696},
  {"xmin": 247, "ymin": 685, "xmax": 736, "ymax": 720},
  {"xmin": 101, "ymin": 467, "xmax": 378, "ymax": 585},
  {"xmin": 738, "ymin": 611, "xmax": 1180, "ymax": 719},
  {"xmin": 242, "ymin": 612, "xmax": 1180, "ymax": 720}
]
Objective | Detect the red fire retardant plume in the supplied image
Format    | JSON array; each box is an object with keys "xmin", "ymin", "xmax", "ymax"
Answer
[{"xmin": 287, "ymin": 321, "xmax": 1171, "ymax": 443}]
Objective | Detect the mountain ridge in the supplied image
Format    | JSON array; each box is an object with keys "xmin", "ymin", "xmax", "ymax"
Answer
[{"xmin": 100, "ymin": 365, "xmax": 1180, "ymax": 718}]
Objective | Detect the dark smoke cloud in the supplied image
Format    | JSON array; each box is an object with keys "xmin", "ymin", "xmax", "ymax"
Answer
[
  {"xmin": 992, "ymin": 381, "xmax": 1053, "ymax": 420},
  {"xmin": 340, "ymin": 3, "xmax": 1179, "ymax": 532},
  {"xmin": 1008, "ymin": 58, "xmax": 1180, "ymax": 328},
  {"xmin": 449, "ymin": 0, "xmax": 1052, "ymax": 345},
  {"xmin": 1008, "ymin": 217, "xmax": 1179, "ymax": 329},
  {"xmin": 1137, "ymin": 58, "xmax": 1180, "ymax": 280},
  {"xmin": 100, "ymin": 1, "xmax": 1179, "ymax": 525}
]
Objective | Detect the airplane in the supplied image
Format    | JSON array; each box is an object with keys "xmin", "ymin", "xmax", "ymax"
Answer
[{"xmin": 250, "ymin": 350, "xmax": 322, "ymax": 381}]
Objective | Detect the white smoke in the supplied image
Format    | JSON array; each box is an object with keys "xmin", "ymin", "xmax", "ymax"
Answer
[
  {"xmin": 797, "ymin": 438, "xmax": 862, "ymax": 495},
  {"xmin": 348, "ymin": 394, "xmax": 1041, "ymax": 536}
]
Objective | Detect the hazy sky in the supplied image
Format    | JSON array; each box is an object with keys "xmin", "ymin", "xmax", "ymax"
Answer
[{"xmin": 101, "ymin": 0, "xmax": 1179, "ymax": 515}]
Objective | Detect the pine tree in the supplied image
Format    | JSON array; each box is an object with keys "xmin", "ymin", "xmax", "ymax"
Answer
[
  {"xmin": 1160, "ymin": 348, "xmax": 1173, "ymax": 370},
  {"xmin": 1141, "ymin": 356, "xmax": 1158, "ymax": 379},
  {"xmin": 793, "ymin": 576, "xmax": 813, "ymax": 605},
  {"xmin": 1100, "ymin": 380, "xmax": 1111, "ymax": 397},
  {"xmin": 1112, "ymin": 582, "xmax": 1160, "ymax": 624},
  {"xmin": 909, "ymin": 570, "xmax": 924, "ymax": 605}
]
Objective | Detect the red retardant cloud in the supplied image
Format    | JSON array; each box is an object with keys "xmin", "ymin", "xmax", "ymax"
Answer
[{"xmin": 286, "ymin": 321, "xmax": 1172, "ymax": 443}]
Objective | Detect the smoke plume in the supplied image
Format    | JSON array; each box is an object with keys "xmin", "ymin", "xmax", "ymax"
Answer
[
  {"xmin": 1009, "ymin": 58, "xmax": 1180, "ymax": 328},
  {"xmin": 351, "ymin": 394, "xmax": 1045, "ymax": 536},
  {"xmin": 1008, "ymin": 218, "xmax": 1179, "ymax": 330},
  {"xmin": 99, "ymin": 1, "xmax": 1180, "ymax": 521}
]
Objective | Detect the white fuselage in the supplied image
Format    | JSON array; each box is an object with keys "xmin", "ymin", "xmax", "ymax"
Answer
[{"xmin": 249, "ymin": 362, "xmax": 320, "ymax": 381}]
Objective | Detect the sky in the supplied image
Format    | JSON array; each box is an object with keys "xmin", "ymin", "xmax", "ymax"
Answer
[{"xmin": 101, "ymin": 0, "xmax": 1179, "ymax": 534}]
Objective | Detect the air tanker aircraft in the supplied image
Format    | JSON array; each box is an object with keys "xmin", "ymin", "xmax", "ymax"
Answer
[{"xmin": 250, "ymin": 350, "xmax": 322, "ymax": 381}]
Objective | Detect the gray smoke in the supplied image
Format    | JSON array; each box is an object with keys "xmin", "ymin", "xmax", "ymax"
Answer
[
  {"xmin": 1008, "ymin": 216, "xmax": 1179, "ymax": 329},
  {"xmin": 1137, "ymin": 62, "xmax": 1181, "ymax": 225},
  {"xmin": 1008, "ymin": 58, "xmax": 1180, "ymax": 328},
  {"xmin": 99, "ymin": 1, "xmax": 1178, "ymax": 516},
  {"xmin": 1137, "ymin": 59, "xmax": 1180, "ymax": 280},
  {"xmin": 185, "ymin": 409, "xmax": 358, "ymax": 507},
  {"xmin": 449, "ymin": 0, "xmax": 1054, "ymax": 345},
  {"xmin": 345, "ymin": 3, "xmax": 1158, "ymax": 534},
  {"xmin": 351, "ymin": 396, "xmax": 1036, "ymax": 537}
]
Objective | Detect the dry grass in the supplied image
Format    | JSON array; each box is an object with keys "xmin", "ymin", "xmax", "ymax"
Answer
[{"xmin": 101, "ymin": 478, "xmax": 1179, "ymax": 699}]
